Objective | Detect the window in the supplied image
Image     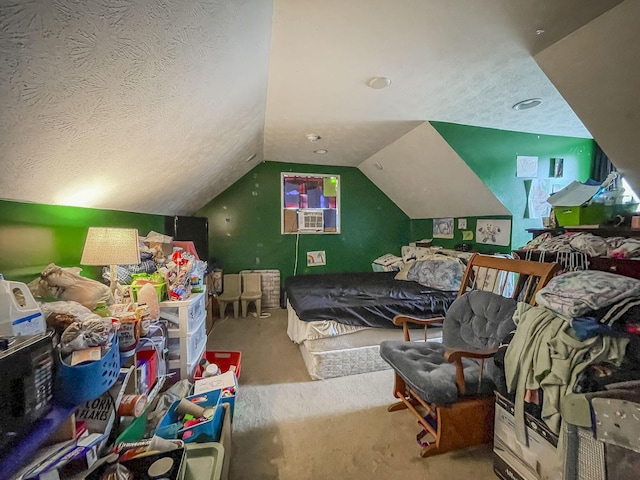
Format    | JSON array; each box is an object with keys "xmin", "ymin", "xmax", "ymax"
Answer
[{"xmin": 281, "ymin": 173, "xmax": 340, "ymax": 234}]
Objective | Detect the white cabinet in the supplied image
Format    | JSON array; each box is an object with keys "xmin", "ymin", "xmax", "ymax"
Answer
[{"xmin": 159, "ymin": 289, "xmax": 208, "ymax": 381}]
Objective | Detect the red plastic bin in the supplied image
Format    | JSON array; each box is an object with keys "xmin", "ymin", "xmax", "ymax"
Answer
[{"xmin": 194, "ymin": 351, "xmax": 242, "ymax": 380}]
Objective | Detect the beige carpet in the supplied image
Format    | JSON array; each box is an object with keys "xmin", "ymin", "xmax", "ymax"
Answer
[{"xmin": 206, "ymin": 308, "xmax": 497, "ymax": 480}]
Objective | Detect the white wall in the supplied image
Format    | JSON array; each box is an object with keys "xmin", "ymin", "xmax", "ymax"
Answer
[
  {"xmin": 358, "ymin": 122, "xmax": 509, "ymax": 219},
  {"xmin": 535, "ymin": 0, "xmax": 640, "ymax": 191}
]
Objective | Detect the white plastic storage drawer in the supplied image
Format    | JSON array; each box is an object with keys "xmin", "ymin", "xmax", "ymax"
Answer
[
  {"xmin": 159, "ymin": 289, "xmax": 207, "ymax": 336},
  {"xmin": 167, "ymin": 314, "xmax": 207, "ymax": 365},
  {"xmin": 169, "ymin": 336, "xmax": 206, "ymax": 381}
]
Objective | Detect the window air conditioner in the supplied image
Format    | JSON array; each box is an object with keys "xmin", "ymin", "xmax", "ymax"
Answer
[{"xmin": 297, "ymin": 209, "xmax": 324, "ymax": 231}]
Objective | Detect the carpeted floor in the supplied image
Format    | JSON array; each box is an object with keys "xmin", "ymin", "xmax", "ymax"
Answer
[{"xmin": 206, "ymin": 308, "xmax": 497, "ymax": 480}]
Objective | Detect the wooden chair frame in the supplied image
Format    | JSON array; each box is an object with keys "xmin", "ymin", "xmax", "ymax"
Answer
[{"xmin": 388, "ymin": 253, "xmax": 560, "ymax": 457}]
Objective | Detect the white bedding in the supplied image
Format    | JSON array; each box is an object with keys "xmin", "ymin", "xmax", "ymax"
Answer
[{"xmin": 287, "ymin": 300, "xmax": 443, "ymax": 380}]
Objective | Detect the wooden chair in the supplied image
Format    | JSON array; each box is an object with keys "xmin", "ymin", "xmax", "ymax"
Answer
[
  {"xmin": 218, "ymin": 274, "xmax": 241, "ymax": 319},
  {"xmin": 379, "ymin": 253, "xmax": 560, "ymax": 458},
  {"xmin": 240, "ymin": 272, "xmax": 262, "ymax": 317}
]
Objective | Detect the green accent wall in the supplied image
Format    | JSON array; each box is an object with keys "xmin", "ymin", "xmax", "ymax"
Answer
[
  {"xmin": 410, "ymin": 216, "xmax": 513, "ymax": 254},
  {"xmin": 196, "ymin": 161, "xmax": 411, "ymax": 280},
  {"xmin": 0, "ymin": 200, "xmax": 165, "ymax": 283},
  {"xmin": 430, "ymin": 122, "xmax": 594, "ymax": 249}
]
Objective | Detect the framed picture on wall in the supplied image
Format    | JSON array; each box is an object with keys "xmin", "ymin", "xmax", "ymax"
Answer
[
  {"xmin": 433, "ymin": 218, "xmax": 454, "ymax": 239},
  {"xmin": 476, "ymin": 219, "xmax": 511, "ymax": 246},
  {"xmin": 550, "ymin": 158, "xmax": 564, "ymax": 178}
]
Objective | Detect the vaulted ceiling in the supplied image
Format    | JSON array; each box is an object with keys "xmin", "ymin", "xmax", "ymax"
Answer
[{"xmin": 1, "ymin": 0, "xmax": 635, "ymax": 218}]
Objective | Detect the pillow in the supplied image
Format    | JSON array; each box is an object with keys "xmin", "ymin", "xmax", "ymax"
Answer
[
  {"xmin": 401, "ymin": 246, "xmax": 437, "ymax": 264},
  {"xmin": 535, "ymin": 270, "xmax": 640, "ymax": 318},
  {"xmin": 405, "ymin": 255, "xmax": 465, "ymax": 291},
  {"xmin": 394, "ymin": 262, "xmax": 413, "ymax": 281},
  {"xmin": 373, "ymin": 253, "xmax": 403, "ymax": 267}
]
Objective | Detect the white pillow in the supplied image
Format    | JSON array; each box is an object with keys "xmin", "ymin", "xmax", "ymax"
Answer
[{"xmin": 394, "ymin": 262, "xmax": 413, "ymax": 281}]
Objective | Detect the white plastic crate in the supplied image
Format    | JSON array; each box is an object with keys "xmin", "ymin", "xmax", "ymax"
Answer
[{"xmin": 159, "ymin": 289, "xmax": 207, "ymax": 336}]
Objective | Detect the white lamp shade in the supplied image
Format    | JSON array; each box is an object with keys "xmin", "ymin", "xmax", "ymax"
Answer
[{"xmin": 81, "ymin": 227, "xmax": 141, "ymax": 266}]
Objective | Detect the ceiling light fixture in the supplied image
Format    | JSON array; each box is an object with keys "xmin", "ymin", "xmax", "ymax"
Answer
[
  {"xmin": 373, "ymin": 162, "xmax": 383, "ymax": 170},
  {"xmin": 246, "ymin": 153, "xmax": 257, "ymax": 162},
  {"xmin": 306, "ymin": 133, "xmax": 321, "ymax": 142},
  {"xmin": 313, "ymin": 149, "xmax": 328, "ymax": 155},
  {"xmin": 512, "ymin": 98, "xmax": 543, "ymax": 111},
  {"xmin": 368, "ymin": 77, "xmax": 391, "ymax": 89}
]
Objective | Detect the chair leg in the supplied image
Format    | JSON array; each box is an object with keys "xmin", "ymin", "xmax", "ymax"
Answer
[
  {"xmin": 233, "ymin": 300, "xmax": 239, "ymax": 318},
  {"xmin": 255, "ymin": 299, "xmax": 261, "ymax": 318},
  {"xmin": 387, "ymin": 372, "xmax": 410, "ymax": 412},
  {"xmin": 241, "ymin": 300, "xmax": 247, "ymax": 317}
]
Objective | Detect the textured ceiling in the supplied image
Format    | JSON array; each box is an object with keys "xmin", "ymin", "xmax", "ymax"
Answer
[
  {"xmin": 0, "ymin": 0, "xmax": 272, "ymax": 215},
  {"xmin": 0, "ymin": 0, "xmax": 625, "ymax": 216},
  {"xmin": 264, "ymin": 0, "xmax": 622, "ymax": 167}
]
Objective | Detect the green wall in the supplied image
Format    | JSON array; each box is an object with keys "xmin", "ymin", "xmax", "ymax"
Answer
[
  {"xmin": 0, "ymin": 200, "xmax": 165, "ymax": 283},
  {"xmin": 197, "ymin": 161, "xmax": 411, "ymax": 279},
  {"xmin": 430, "ymin": 122, "xmax": 594, "ymax": 249},
  {"xmin": 410, "ymin": 216, "xmax": 513, "ymax": 254}
]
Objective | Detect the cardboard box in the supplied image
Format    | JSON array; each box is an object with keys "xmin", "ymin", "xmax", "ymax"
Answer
[
  {"xmin": 283, "ymin": 209, "xmax": 298, "ymax": 233},
  {"xmin": 493, "ymin": 394, "xmax": 562, "ymax": 480}
]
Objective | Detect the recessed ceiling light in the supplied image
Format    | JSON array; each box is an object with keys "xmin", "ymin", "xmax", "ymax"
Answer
[
  {"xmin": 512, "ymin": 98, "xmax": 543, "ymax": 110},
  {"xmin": 368, "ymin": 77, "xmax": 391, "ymax": 89},
  {"xmin": 313, "ymin": 149, "xmax": 328, "ymax": 155},
  {"xmin": 306, "ymin": 133, "xmax": 321, "ymax": 142},
  {"xmin": 373, "ymin": 162, "xmax": 383, "ymax": 170}
]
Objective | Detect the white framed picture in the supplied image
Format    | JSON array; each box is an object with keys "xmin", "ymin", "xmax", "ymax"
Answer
[
  {"xmin": 476, "ymin": 219, "xmax": 511, "ymax": 246},
  {"xmin": 433, "ymin": 218, "xmax": 454, "ymax": 239},
  {"xmin": 516, "ymin": 155, "xmax": 538, "ymax": 178}
]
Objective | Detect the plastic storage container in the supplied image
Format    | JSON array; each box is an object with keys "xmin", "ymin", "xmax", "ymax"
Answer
[
  {"xmin": 554, "ymin": 203, "xmax": 638, "ymax": 227},
  {"xmin": 163, "ymin": 290, "xmax": 208, "ymax": 382},
  {"xmin": 184, "ymin": 443, "xmax": 225, "ymax": 480},
  {"xmin": 0, "ymin": 274, "xmax": 46, "ymax": 337},
  {"xmin": 55, "ymin": 336, "xmax": 121, "ymax": 406},
  {"xmin": 168, "ymin": 316, "xmax": 207, "ymax": 365},
  {"xmin": 160, "ymin": 290, "xmax": 207, "ymax": 336},
  {"xmin": 157, "ymin": 390, "xmax": 225, "ymax": 444},
  {"xmin": 194, "ymin": 351, "xmax": 242, "ymax": 381}
]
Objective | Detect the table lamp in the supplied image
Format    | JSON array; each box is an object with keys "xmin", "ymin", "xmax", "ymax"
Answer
[{"xmin": 81, "ymin": 227, "xmax": 141, "ymax": 297}]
